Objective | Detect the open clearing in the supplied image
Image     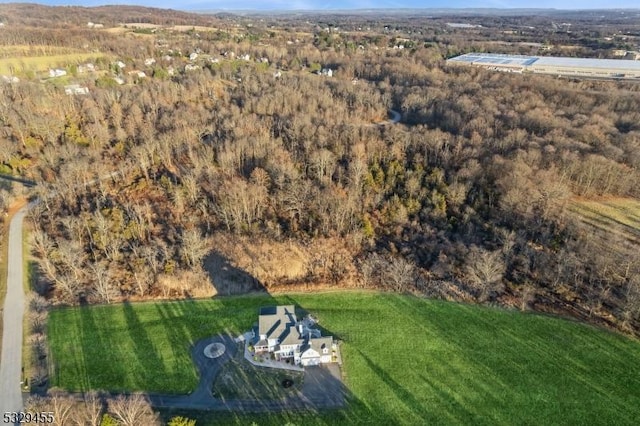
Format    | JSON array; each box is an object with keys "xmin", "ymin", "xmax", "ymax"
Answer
[
  {"xmin": 0, "ymin": 45, "xmax": 83, "ymax": 58},
  {"xmin": 568, "ymin": 196, "xmax": 640, "ymax": 253},
  {"xmin": 0, "ymin": 52, "xmax": 105, "ymax": 75},
  {"xmin": 49, "ymin": 292, "xmax": 640, "ymax": 425}
]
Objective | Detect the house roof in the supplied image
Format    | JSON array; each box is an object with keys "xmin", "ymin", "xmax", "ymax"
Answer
[
  {"xmin": 255, "ymin": 305, "xmax": 333, "ymax": 356},
  {"xmin": 301, "ymin": 347, "xmax": 319, "ymax": 358},
  {"xmin": 309, "ymin": 337, "xmax": 333, "ymax": 354},
  {"xmin": 258, "ymin": 305, "xmax": 298, "ymax": 342},
  {"xmin": 254, "ymin": 339, "xmax": 268, "ymax": 347},
  {"xmin": 280, "ymin": 327, "xmax": 303, "ymax": 346}
]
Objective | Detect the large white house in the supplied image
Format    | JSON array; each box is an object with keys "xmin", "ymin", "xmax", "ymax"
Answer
[{"xmin": 252, "ymin": 305, "xmax": 336, "ymax": 367}]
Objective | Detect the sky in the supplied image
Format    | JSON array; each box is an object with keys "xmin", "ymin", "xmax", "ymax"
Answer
[{"xmin": 4, "ymin": 1, "xmax": 640, "ymax": 10}]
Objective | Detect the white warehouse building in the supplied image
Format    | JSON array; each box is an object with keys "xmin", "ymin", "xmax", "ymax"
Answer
[{"xmin": 447, "ymin": 52, "xmax": 640, "ymax": 79}]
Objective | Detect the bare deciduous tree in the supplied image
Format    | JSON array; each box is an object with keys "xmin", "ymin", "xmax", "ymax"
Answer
[
  {"xmin": 75, "ymin": 391, "xmax": 103, "ymax": 426},
  {"xmin": 180, "ymin": 228, "xmax": 209, "ymax": 267},
  {"xmin": 464, "ymin": 246, "xmax": 506, "ymax": 302},
  {"xmin": 108, "ymin": 394, "xmax": 159, "ymax": 426},
  {"xmin": 90, "ymin": 262, "xmax": 119, "ymax": 304}
]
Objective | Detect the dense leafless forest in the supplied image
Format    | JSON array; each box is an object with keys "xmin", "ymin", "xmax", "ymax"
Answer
[{"xmin": 1, "ymin": 4, "xmax": 640, "ymax": 337}]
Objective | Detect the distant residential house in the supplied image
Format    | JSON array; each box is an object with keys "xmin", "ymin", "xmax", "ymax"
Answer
[
  {"xmin": 319, "ymin": 68, "xmax": 333, "ymax": 77},
  {"xmin": 273, "ymin": 71, "xmax": 282, "ymax": 79},
  {"xmin": 128, "ymin": 70, "xmax": 146, "ymax": 78},
  {"xmin": 189, "ymin": 52, "xmax": 199, "ymax": 61},
  {"xmin": 115, "ymin": 61, "xmax": 126, "ymax": 69},
  {"xmin": 251, "ymin": 305, "xmax": 337, "ymax": 367},
  {"xmin": 144, "ymin": 58, "xmax": 156, "ymax": 67},
  {"xmin": 77, "ymin": 63, "xmax": 95, "ymax": 73},
  {"xmin": 64, "ymin": 84, "xmax": 89, "ymax": 95},
  {"xmin": 185, "ymin": 64, "xmax": 199, "ymax": 72},
  {"xmin": 87, "ymin": 22, "xmax": 104, "ymax": 29},
  {"xmin": 49, "ymin": 69, "xmax": 67, "ymax": 78}
]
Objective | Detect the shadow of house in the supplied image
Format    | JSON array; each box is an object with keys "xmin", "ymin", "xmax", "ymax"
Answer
[{"xmin": 203, "ymin": 252, "xmax": 266, "ymax": 296}]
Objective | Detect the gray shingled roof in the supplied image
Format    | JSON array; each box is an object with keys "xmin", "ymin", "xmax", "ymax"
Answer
[
  {"xmin": 280, "ymin": 327, "xmax": 303, "ymax": 346},
  {"xmin": 256, "ymin": 306, "xmax": 334, "ymax": 357},
  {"xmin": 309, "ymin": 337, "xmax": 333, "ymax": 354},
  {"xmin": 258, "ymin": 305, "xmax": 298, "ymax": 342}
]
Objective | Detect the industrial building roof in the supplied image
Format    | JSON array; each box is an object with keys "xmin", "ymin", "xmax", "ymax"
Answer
[
  {"xmin": 533, "ymin": 56, "xmax": 640, "ymax": 70},
  {"xmin": 449, "ymin": 53, "xmax": 539, "ymax": 67},
  {"xmin": 448, "ymin": 53, "xmax": 640, "ymax": 72}
]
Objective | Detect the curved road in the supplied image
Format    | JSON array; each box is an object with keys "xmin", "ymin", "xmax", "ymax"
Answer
[{"xmin": 0, "ymin": 204, "xmax": 28, "ymax": 415}]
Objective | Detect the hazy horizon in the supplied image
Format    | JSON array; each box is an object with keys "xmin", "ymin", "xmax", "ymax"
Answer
[{"xmin": 3, "ymin": 1, "xmax": 640, "ymax": 11}]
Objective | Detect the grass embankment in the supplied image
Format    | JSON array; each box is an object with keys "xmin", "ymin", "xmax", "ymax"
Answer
[
  {"xmin": 49, "ymin": 292, "xmax": 640, "ymax": 424},
  {"xmin": 22, "ymin": 218, "xmax": 35, "ymax": 389},
  {"xmin": 568, "ymin": 197, "xmax": 640, "ymax": 253}
]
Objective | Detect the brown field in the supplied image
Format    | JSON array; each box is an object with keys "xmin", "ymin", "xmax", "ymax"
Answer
[
  {"xmin": 170, "ymin": 25, "xmax": 219, "ymax": 32},
  {"xmin": 0, "ymin": 52, "xmax": 105, "ymax": 75},
  {"xmin": 121, "ymin": 22, "xmax": 160, "ymax": 29},
  {"xmin": 568, "ymin": 197, "xmax": 640, "ymax": 253},
  {"xmin": 0, "ymin": 45, "xmax": 81, "ymax": 58}
]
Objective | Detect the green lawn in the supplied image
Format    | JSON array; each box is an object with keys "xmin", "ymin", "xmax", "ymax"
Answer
[{"xmin": 49, "ymin": 292, "xmax": 640, "ymax": 425}]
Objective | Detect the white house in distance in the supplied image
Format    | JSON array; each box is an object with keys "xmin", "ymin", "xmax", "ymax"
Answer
[
  {"xmin": 252, "ymin": 305, "xmax": 337, "ymax": 367},
  {"xmin": 64, "ymin": 84, "xmax": 89, "ymax": 95},
  {"xmin": 49, "ymin": 68, "xmax": 67, "ymax": 78}
]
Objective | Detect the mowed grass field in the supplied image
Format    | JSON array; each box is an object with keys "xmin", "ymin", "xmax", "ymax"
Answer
[
  {"xmin": 568, "ymin": 197, "xmax": 640, "ymax": 253},
  {"xmin": 48, "ymin": 292, "xmax": 640, "ymax": 425}
]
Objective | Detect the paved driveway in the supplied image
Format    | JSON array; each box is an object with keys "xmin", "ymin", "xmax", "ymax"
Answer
[
  {"xmin": 301, "ymin": 364, "xmax": 346, "ymax": 409},
  {"xmin": 146, "ymin": 335, "xmax": 345, "ymax": 412},
  {"xmin": 0, "ymin": 205, "xmax": 28, "ymax": 419}
]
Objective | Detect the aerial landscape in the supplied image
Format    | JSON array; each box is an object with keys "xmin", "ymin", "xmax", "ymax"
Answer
[{"xmin": 0, "ymin": 1, "xmax": 640, "ymax": 425}]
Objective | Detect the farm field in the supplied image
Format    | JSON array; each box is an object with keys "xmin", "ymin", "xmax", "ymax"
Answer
[
  {"xmin": 0, "ymin": 51, "xmax": 105, "ymax": 75},
  {"xmin": 48, "ymin": 291, "xmax": 640, "ymax": 425},
  {"xmin": 568, "ymin": 197, "xmax": 640, "ymax": 252}
]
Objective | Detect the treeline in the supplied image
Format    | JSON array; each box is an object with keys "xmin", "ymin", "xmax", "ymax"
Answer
[
  {"xmin": 0, "ymin": 3, "xmax": 217, "ymax": 27},
  {"xmin": 1, "ymin": 11, "xmax": 640, "ymax": 334}
]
